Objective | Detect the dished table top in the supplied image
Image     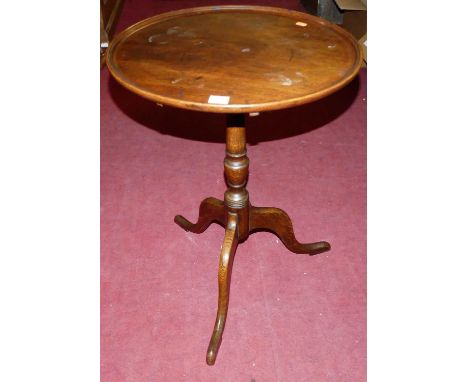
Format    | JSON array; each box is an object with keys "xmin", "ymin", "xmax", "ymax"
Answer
[{"xmin": 107, "ymin": 5, "xmax": 362, "ymax": 113}]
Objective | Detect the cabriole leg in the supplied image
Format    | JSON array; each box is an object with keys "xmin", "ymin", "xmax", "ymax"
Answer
[
  {"xmin": 249, "ymin": 206, "xmax": 330, "ymax": 255},
  {"xmin": 206, "ymin": 213, "xmax": 238, "ymax": 365},
  {"xmin": 174, "ymin": 197, "xmax": 225, "ymax": 233}
]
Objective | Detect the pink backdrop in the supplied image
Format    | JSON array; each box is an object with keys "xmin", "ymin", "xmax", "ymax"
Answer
[{"xmin": 101, "ymin": 1, "xmax": 366, "ymax": 380}]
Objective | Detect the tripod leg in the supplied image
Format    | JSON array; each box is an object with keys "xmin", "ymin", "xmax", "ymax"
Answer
[
  {"xmin": 206, "ymin": 213, "xmax": 238, "ymax": 365},
  {"xmin": 249, "ymin": 206, "xmax": 330, "ymax": 255},
  {"xmin": 174, "ymin": 197, "xmax": 225, "ymax": 233}
]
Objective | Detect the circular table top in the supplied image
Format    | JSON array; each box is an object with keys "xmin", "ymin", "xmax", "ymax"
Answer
[{"xmin": 107, "ymin": 5, "xmax": 362, "ymax": 113}]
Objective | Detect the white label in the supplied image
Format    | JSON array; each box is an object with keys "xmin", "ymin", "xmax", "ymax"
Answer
[
  {"xmin": 208, "ymin": 95, "xmax": 230, "ymax": 105},
  {"xmin": 296, "ymin": 21, "xmax": 307, "ymax": 27}
]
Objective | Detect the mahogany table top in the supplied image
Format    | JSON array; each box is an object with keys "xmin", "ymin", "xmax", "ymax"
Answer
[{"xmin": 107, "ymin": 5, "xmax": 362, "ymax": 113}]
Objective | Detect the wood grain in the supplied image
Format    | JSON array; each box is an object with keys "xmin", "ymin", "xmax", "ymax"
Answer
[{"xmin": 107, "ymin": 5, "xmax": 362, "ymax": 113}]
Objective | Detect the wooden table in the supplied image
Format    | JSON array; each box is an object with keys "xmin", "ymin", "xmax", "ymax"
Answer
[{"xmin": 107, "ymin": 5, "xmax": 362, "ymax": 365}]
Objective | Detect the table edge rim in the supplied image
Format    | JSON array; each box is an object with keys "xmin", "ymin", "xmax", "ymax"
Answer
[{"xmin": 106, "ymin": 5, "xmax": 363, "ymax": 114}]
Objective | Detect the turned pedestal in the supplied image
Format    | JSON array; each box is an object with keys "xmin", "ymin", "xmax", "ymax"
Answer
[{"xmin": 174, "ymin": 114, "xmax": 330, "ymax": 365}]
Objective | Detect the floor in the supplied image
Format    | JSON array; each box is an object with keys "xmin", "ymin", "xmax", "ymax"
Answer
[{"xmin": 101, "ymin": 1, "xmax": 366, "ymax": 381}]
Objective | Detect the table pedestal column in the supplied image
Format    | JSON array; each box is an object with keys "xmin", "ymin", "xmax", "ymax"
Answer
[{"xmin": 174, "ymin": 114, "xmax": 331, "ymax": 365}]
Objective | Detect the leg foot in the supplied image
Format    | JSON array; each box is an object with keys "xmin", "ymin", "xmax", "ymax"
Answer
[
  {"xmin": 206, "ymin": 213, "xmax": 238, "ymax": 365},
  {"xmin": 249, "ymin": 206, "xmax": 330, "ymax": 255},
  {"xmin": 174, "ymin": 197, "xmax": 225, "ymax": 234}
]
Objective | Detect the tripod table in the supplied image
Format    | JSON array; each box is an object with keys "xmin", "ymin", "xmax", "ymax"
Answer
[{"xmin": 106, "ymin": 5, "xmax": 362, "ymax": 365}]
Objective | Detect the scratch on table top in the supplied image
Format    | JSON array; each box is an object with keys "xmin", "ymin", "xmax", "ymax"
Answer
[
  {"xmin": 265, "ymin": 73, "xmax": 293, "ymax": 86},
  {"xmin": 179, "ymin": 30, "xmax": 196, "ymax": 38},
  {"xmin": 166, "ymin": 26, "xmax": 181, "ymax": 35},
  {"xmin": 148, "ymin": 34, "xmax": 161, "ymax": 43}
]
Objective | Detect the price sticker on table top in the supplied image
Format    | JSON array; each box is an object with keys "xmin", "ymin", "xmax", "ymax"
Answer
[{"xmin": 208, "ymin": 95, "xmax": 230, "ymax": 105}]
